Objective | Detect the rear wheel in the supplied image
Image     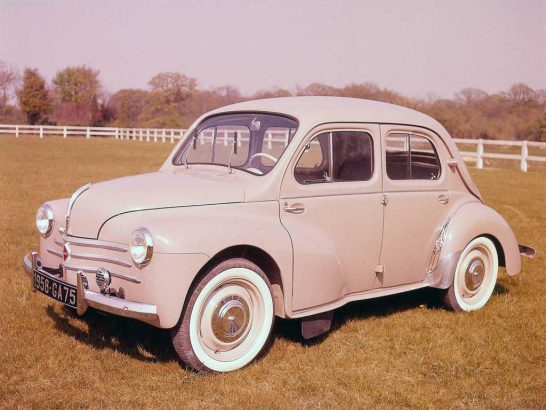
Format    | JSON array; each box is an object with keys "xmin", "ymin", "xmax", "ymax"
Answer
[
  {"xmin": 443, "ymin": 236, "xmax": 499, "ymax": 312},
  {"xmin": 171, "ymin": 258, "xmax": 274, "ymax": 373}
]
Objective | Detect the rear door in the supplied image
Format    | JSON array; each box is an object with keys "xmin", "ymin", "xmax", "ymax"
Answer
[{"xmin": 377, "ymin": 125, "xmax": 451, "ymax": 288}]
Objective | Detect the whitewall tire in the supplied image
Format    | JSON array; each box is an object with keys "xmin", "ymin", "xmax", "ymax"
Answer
[
  {"xmin": 443, "ymin": 236, "xmax": 499, "ymax": 312},
  {"xmin": 171, "ymin": 258, "xmax": 274, "ymax": 373}
]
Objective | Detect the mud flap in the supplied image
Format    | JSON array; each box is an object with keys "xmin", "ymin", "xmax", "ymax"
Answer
[{"xmin": 301, "ymin": 310, "xmax": 334, "ymax": 339}]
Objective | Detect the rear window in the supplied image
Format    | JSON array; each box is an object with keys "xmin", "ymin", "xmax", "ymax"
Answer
[{"xmin": 386, "ymin": 133, "xmax": 441, "ymax": 180}]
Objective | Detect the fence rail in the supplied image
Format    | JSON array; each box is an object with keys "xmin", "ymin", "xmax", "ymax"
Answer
[
  {"xmin": 453, "ymin": 138, "xmax": 546, "ymax": 172},
  {"xmin": 0, "ymin": 124, "xmax": 186, "ymax": 143},
  {"xmin": 2, "ymin": 124, "xmax": 546, "ymax": 172}
]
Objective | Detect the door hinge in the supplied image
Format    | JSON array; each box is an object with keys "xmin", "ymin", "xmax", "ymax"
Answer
[{"xmin": 381, "ymin": 194, "xmax": 388, "ymax": 206}]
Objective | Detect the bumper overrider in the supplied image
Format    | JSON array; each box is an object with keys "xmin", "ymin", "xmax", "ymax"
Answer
[{"xmin": 23, "ymin": 252, "xmax": 160, "ymax": 326}]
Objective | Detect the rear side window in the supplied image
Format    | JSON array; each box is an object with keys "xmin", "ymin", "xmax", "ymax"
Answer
[
  {"xmin": 386, "ymin": 133, "xmax": 441, "ymax": 180},
  {"xmin": 295, "ymin": 131, "xmax": 374, "ymax": 184}
]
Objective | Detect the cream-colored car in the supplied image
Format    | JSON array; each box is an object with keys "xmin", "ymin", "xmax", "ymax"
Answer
[{"xmin": 23, "ymin": 97, "xmax": 534, "ymax": 373}]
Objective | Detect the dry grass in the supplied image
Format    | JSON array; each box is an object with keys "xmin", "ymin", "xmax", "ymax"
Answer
[{"xmin": 0, "ymin": 136, "xmax": 544, "ymax": 409}]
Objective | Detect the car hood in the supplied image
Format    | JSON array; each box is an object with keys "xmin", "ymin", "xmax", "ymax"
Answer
[{"xmin": 67, "ymin": 170, "xmax": 245, "ymax": 238}]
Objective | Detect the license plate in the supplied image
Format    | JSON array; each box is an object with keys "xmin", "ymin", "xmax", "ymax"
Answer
[{"xmin": 33, "ymin": 269, "xmax": 77, "ymax": 308}]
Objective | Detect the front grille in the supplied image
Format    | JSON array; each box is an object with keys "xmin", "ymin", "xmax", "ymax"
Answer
[{"xmin": 46, "ymin": 235, "xmax": 141, "ymax": 284}]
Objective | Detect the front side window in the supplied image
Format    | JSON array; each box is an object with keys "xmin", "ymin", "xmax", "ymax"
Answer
[
  {"xmin": 295, "ymin": 131, "xmax": 374, "ymax": 184},
  {"xmin": 172, "ymin": 113, "xmax": 298, "ymax": 175},
  {"xmin": 386, "ymin": 133, "xmax": 441, "ymax": 180}
]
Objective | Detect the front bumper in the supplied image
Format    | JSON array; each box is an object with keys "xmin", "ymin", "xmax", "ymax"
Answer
[{"xmin": 23, "ymin": 252, "xmax": 160, "ymax": 327}]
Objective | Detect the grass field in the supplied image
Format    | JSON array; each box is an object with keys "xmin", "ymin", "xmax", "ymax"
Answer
[{"xmin": 0, "ymin": 137, "xmax": 544, "ymax": 409}]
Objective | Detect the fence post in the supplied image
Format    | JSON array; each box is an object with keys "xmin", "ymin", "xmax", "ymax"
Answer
[
  {"xmin": 39, "ymin": 126, "xmax": 43, "ymax": 139},
  {"xmin": 520, "ymin": 141, "xmax": 528, "ymax": 172},
  {"xmin": 476, "ymin": 139, "xmax": 484, "ymax": 169},
  {"xmin": 162, "ymin": 129, "xmax": 166, "ymax": 143},
  {"xmin": 15, "ymin": 125, "xmax": 19, "ymax": 138},
  {"xmin": 170, "ymin": 129, "xmax": 174, "ymax": 143},
  {"xmin": 180, "ymin": 129, "xmax": 184, "ymax": 142},
  {"xmin": 63, "ymin": 127, "xmax": 67, "ymax": 139},
  {"xmin": 154, "ymin": 130, "xmax": 158, "ymax": 142},
  {"xmin": 86, "ymin": 127, "xmax": 90, "ymax": 139},
  {"xmin": 115, "ymin": 128, "xmax": 119, "ymax": 140},
  {"xmin": 146, "ymin": 129, "xmax": 150, "ymax": 142},
  {"xmin": 140, "ymin": 129, "xmax": 143, "ymax": 142}
]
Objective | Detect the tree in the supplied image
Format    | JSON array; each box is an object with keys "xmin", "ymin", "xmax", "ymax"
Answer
[
  {"xmin": 148, "ymin": 72, "xmax": 196, "ymax": 104},
  {"xmin": 252, "ymin": 87, "xmax": 292, "ymax": 99},
  {"xmin": 296, "ymin": 82, "xmax": 338, "ymax": 96},
  {"xmin": 507, "ymin": 83, "xmax": 537, "ymax": 104},
  {"xmin": 455, "ymin": 88, "xmax": 488, "ymax": 104},
  {"xmin": 52, "ymin": 66, "xmax": 102, "ymax": 125},
  {"xmin": 17, "ymin": 68, "xmax": 51, "ymax": 125},
  {"xmin": 0, "ymin": 61, "xmax": 19, "ymax": 106},
  {"xmin": 108, "ymin": 89, "xmax": 150, "ymax": 127},
  {"xmin": 0, "ymin": 61, "xmax": 22, "ymax": 122}
]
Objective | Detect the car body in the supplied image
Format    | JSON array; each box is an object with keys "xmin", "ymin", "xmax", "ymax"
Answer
[{"xmin": 23, "ymin": 96, "xmax": 534, "ymax": 373}]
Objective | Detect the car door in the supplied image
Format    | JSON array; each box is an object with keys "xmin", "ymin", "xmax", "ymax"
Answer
[
  {"xmin": 279, "ymin": 124, "xmax": 383, "ymax": 312},
  {"xmin": 377, "ymin": 125, "xmax": 450, "ymax": 288}
]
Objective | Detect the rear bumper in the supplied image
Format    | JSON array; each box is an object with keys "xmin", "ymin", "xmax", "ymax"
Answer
[
  {"xmin": 23, "ymin": 252, "xmax": 160, "ymax": 327},
  {"xmin": 518, "ymin": 244, "xmax": 536, "ymax": 259}
]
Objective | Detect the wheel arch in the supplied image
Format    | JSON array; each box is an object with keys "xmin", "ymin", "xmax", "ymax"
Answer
[
  {"xmin": 483, "ymin": 233, "xmax": 506, "ymax": 268},
  {"xmin": 189, "ymin": 244, "xmax": 286, "ymax": 318}
]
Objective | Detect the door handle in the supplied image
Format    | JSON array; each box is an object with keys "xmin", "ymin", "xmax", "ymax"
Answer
[
  {"xmin": 284, "ymin": 202, "xmax": 305, "ymax": 214},
  {"xmin": 437, "ymin": 194, "xmax": 449, "ymax": 204}
]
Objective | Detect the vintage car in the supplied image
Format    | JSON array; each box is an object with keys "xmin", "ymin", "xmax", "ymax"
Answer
[{"xmin": 23, "ymin": 97, "xmax": 535, "ymax": 373}]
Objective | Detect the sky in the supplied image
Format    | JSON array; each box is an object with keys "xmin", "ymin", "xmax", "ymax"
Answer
[{"xmin": 1, "ymin": 0, "xmax": 545, "ymax": 99}]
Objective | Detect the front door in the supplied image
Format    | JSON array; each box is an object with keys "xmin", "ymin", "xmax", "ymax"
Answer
[
  {"xmin": 378, "ymin": 125, "xmax": 451, "ymax": 288},
  {"xmin": 280, "ymin": 125, "xmax": 384, "ymax": 312}
]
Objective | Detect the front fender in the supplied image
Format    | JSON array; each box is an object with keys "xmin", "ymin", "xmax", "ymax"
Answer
[
  {"xmin": 98, "ymin": 201, "xmax": 293, "ymax": 313},
  {"xmin": 430, "ymin": 201, "xmax": 521, "ymax": 289}
]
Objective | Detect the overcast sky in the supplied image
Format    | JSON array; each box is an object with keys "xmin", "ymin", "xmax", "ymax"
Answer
[{"xmin": 1, "ymin": 0, "xmax": 545, "ymax": 99}]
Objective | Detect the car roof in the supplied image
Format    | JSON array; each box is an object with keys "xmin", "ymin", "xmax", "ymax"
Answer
[
  {"xmin": 194, "ymin": 96, "xmax": 482, "ymax": 201},
  {"xmin": 209, "ymin": 96, "xmax": 446, "ymax": 132}
]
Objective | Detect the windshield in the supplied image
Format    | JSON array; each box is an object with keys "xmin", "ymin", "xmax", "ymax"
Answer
[{"xmin": 172, "ymin": 113, "xmax": 298, "ymax": 175}]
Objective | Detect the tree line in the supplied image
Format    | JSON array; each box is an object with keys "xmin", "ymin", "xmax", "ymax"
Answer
[{"xmin": 1, "ymin": 61, "xmax": 545, "ymax": 141}]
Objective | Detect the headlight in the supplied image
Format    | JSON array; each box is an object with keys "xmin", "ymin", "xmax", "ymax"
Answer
[
  {"xmin": 36, "ymin": 204, "xmax": 54, "ymax": 237},
  {"xmin": 130, "ymin": 228, "xmax": 153, "ymax": 267}
]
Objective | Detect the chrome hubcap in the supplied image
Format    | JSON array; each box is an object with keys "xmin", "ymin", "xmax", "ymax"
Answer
[
  {"xmin": 211, "ymin": 296, "xmax": 250, "ymax": 343},
  {"xmin": 465, "ymin": 257, "xmax": 485, "ymax": 291}
]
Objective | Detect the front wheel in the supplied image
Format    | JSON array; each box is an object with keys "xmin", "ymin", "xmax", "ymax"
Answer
[
  {"xmin": 443, "ymin": 236, "xmax": 499, "ymax": 312},
  {"xmin": 171, "ymin": 258, "xmax": 274, "ymax": 373}
]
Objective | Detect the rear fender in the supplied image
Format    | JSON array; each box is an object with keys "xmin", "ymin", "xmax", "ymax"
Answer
[{"xmin": 430, "ymin": 201, "xmax": 521, "ymax": 289}]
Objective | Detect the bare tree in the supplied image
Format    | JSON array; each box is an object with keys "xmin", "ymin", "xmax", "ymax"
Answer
[{"xmin": 0, "ymin": 60, "xmax": 19, "ymax": 106}]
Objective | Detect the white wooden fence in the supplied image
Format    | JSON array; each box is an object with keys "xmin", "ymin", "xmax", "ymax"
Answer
[
  {"xmin": 1, "ymin": 124, "xmax": 545, "ymax": 172},
  {"xmin": 0, "ymin": 124, "xmax": 185, "ymax": 143},
  {"xmin": 453, "ymin": 138, "xmax": 546, "ymax": 172}
]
